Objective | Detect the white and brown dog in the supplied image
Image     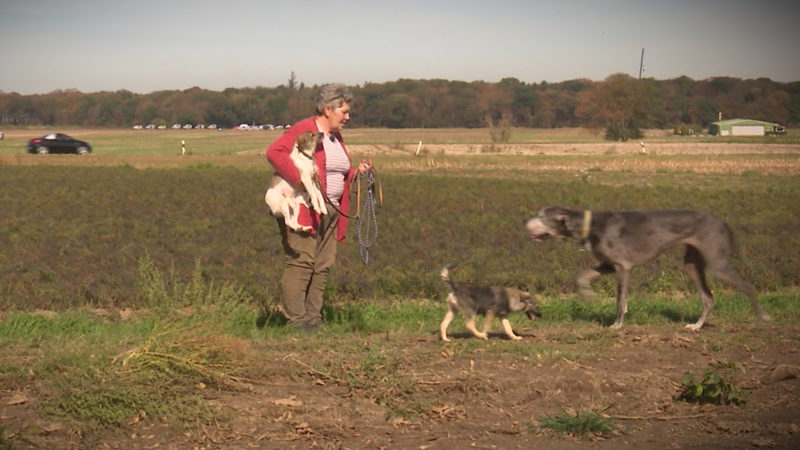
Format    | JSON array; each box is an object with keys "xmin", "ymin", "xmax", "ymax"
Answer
[{"xmin": 265, "ymin": 131, "xmax": 327, "ymax": 231}]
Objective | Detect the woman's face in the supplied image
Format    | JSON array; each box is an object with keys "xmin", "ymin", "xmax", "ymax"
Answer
[{"xmin": 324, "ymin": 101, "xmax": 351, "ymax": 132}]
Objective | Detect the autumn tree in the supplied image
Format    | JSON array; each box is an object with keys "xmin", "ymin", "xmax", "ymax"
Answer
[{"xmin": 576, "ymin": 73, "xmax": 653, "ymax": 141}]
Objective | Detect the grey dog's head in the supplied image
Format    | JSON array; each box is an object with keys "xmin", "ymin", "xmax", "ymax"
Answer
[
  {"xmin": 509, "ymin": 289, "xmax": 542, "ymax": 320},
  {"xmin": 524, "ymin": 206, "xmax": 579, "ymax": 241}
]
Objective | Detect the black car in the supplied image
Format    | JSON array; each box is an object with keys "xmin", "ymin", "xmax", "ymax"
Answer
[{"xmin": 27, "ymin": 133, "xmax": 92, "ymax": 155}]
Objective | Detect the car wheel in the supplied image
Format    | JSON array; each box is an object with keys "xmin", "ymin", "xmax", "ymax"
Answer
[
  {"xmin": 36, "ymin": 146, "xmax": 49, "ymax": 154},
  {"xmin": 77, "ymin": 146, "xmax": 89, "ymax": 155}
]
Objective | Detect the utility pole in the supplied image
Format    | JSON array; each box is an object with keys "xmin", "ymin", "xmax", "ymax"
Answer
[{"xmin": 639, "ymin": 48, "xmax": 645, "ymax": 79}]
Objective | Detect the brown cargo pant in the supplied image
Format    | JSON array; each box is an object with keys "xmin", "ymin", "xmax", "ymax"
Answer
[{"xmin": 277, "ymin": 209, "xmax": 338, "ymax": 325}]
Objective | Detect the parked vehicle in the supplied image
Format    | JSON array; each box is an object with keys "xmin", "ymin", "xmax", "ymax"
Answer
[{"xmin": 27, "ymin": 133, "xmax": 91, "ymax": 155}]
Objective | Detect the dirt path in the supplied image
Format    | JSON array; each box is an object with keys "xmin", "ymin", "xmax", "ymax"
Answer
[{"xmin": 4, "ymin": 322, "xmax": 799, "ymax": 449}]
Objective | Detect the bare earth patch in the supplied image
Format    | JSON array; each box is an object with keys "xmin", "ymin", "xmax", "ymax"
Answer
[{"xmin": 2, "ymin": 321, "xmax": 799, "ymax": 449}]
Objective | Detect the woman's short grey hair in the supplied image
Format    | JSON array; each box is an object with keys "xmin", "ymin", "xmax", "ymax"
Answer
[{"xmin": 315, "ymin": 83, "xmax": 353, "ymax": 115}]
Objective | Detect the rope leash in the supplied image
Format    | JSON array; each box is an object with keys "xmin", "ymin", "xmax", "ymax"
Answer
[{"xmin": 355, "ymin": 168, "xmax": 382, "ymax": 264}]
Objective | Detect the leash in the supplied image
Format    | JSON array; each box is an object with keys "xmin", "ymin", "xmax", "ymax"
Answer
[
  {"xmin": 314, "ymin": 177, "xmax": 351, "ymax": 219},
  {"xmin": 581, "ymin": 210, "xmax": 592, "ymax": 240},
  {"xmin": 355, "ymin": 168, "xmax": 382, "ymax": 264},
  {"xmin": 580, "ymin": 210, "xmax": 592, "ymax": 251}
]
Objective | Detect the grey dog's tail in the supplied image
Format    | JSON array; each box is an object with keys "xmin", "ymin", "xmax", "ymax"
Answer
[{"xmin": 440, "ymin": 262, "xmax": 458, "ymax": 291}]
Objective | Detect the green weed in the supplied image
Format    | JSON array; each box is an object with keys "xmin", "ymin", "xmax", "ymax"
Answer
[{"xmin": 677, "ymin": 361, "xmax": 749, "ymax": 405}]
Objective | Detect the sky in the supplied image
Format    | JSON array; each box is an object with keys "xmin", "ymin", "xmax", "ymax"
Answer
[{"xmin": 1, "ymin": 0, "xmax": 799, "ymax": 95}]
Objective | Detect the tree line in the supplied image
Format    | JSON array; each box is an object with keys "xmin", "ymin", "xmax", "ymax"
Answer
[{"xmin": 2, "ymin": 74, "xmax": 798, "ymax": 137}]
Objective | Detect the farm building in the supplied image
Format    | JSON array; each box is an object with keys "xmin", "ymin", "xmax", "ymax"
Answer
[{"xmin": 708, "ymin": 118, "xmax": 786, "ymax": 136}]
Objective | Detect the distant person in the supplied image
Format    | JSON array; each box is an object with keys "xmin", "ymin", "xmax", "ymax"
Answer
[{"xmin": 266, "ymin": 83, "xmax": 372, "ymax": 333}]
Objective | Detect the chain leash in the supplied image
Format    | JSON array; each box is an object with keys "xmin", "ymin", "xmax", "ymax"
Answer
[{"xmin": 356, "ymin": 169, "xmax": 381, "ymax": 264}]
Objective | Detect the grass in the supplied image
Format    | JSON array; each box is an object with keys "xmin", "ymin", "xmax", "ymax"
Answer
[
  {"xmin": 1, "ymin": 261, "xmax": 798, "ymax": 441},
  {"xmin": 536, "ymin": 409, "xmax": 615, "ymax": 437},
  {"xmin": 2, "ymin": 127, "xmax": 799, "ymax": 156},
  {"xmin": 0, "ymin": 127, "xmax": 275, "ymax": 156},
  {"xmin": 6, "ymin": 296, "xmax": 800, "ymax": 427},
  {"xmin": 1, "ymin": 127, "xmax": 799, "ymax": 446},
  {"xmin": 1, "ymin": 160, "xmax": 798, "ymax": 311}
]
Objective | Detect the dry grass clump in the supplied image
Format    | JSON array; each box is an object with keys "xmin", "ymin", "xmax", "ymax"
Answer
[{"xmin": 113, "ymin": 323, "xmax": 254, "ymax": 390}]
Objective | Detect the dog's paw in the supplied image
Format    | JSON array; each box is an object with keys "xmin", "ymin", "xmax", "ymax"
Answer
[
  {"xmin": 760, "ymin": 313, "xmax": 772, "ymax": 322},
  {"xmin": 475, "ymin": 332, "xmax": 488, "ymax": 340},
  {"xmin": 510, "ymin": 335, "xmax": 523, "ymax": 341},
  {"xmin": 610, "ymin": 322, "xmax": 623, "ymax": 330},
  {"xmin": 684, "ymin": 322, "xmax": 703, "ymax": 332},
  {"xmin": 441, "ymin": 336, "xmax": 451, "ymax": 342}
]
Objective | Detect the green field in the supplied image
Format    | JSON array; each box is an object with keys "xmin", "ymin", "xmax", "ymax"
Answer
[
  {"xmin": 1, "ymin": 128, "xmax": 798, "ymax": 309},
  {"xmin": 2, "ymin": 126, "xmax": 800, "ymax": 157},
  {"xmin": 1, "ymin": 128, "xmax": 799, "ymax": 449}
]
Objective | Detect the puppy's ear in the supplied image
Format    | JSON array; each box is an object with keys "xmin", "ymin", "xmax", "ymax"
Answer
[{"xmin": 553, "ymin": 214, "xmax": 570, "ymax": 229}]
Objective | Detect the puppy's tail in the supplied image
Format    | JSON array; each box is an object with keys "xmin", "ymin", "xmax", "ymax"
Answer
[{"xmin": 440, "ymin": 262, "xmax": 458, "ymax": 291}]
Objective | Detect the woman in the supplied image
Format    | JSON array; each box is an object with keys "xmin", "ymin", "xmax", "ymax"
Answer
[{"xmin": 266, "ymin": 83, "xmax": 371, "ymax": 332}]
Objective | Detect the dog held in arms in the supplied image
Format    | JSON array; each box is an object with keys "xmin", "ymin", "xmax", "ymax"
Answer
[
  {"xmin": 524, "ymin": 206, "xmax": 770, "ymax": 331},
  {"xmin": 439, "ymin": 264, "xmax": 541, "ymax": 341},
  {"xmin": 264, "ymin": 131, "xmax": 328, "ymax": 232}
]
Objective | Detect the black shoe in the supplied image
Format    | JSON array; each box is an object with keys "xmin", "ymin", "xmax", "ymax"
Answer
[{"xmin": 298, "ymin": 320, "xmax": 322, "ymax": 333}]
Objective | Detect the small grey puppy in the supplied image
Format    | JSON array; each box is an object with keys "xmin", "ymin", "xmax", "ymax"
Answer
[{"xmin": 439, "ymin": 264, "xmax": 541, "ymax": 341}]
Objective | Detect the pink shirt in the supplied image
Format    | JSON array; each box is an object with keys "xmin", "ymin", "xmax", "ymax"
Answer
[{"xmin": 323, "ymin": 135, "xmax": 349, "ymax": 205}]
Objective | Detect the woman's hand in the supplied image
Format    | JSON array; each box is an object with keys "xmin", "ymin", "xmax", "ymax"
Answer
[{"xmin": 357, "ymin": 159, "xmax": 372, "ymax": 175}]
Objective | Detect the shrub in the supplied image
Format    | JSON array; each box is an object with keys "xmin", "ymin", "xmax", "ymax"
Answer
[
  {"xmin": 677, "ymin": 361, "xmax": 749, "ymax": 405},
  {"xmin": 605, "ymin": 119, "xmax": 642, "ymax": 141},
  {"xmin": 487, "ymin": 113, "xmax": 512, "ymax": 143}
]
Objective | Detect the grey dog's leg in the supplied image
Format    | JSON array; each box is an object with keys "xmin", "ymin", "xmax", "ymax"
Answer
[
  {"xmin": 710, "ymin": 263, "xmax": 771, "ymax": 323},
  {"xmin": 611, "ymin": 266, "xmax": 631, "ymax": 329},
  {"xmin": 577, "ymin": 264, "xmax": 614, "ymax": 301},
  {"xmin": 683, "ymin": 246, "xmax": 715, "ymax": 331}
]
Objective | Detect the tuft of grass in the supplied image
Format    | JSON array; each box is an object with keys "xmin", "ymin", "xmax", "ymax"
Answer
[{"xmin": 535, "ymin": 409, "xmax": 615, "ymax": 437}]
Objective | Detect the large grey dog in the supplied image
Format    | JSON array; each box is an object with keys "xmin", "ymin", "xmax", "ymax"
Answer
[{"xmin": 524, "ymin": 206, "xmax": 770, "ymax": 330}]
